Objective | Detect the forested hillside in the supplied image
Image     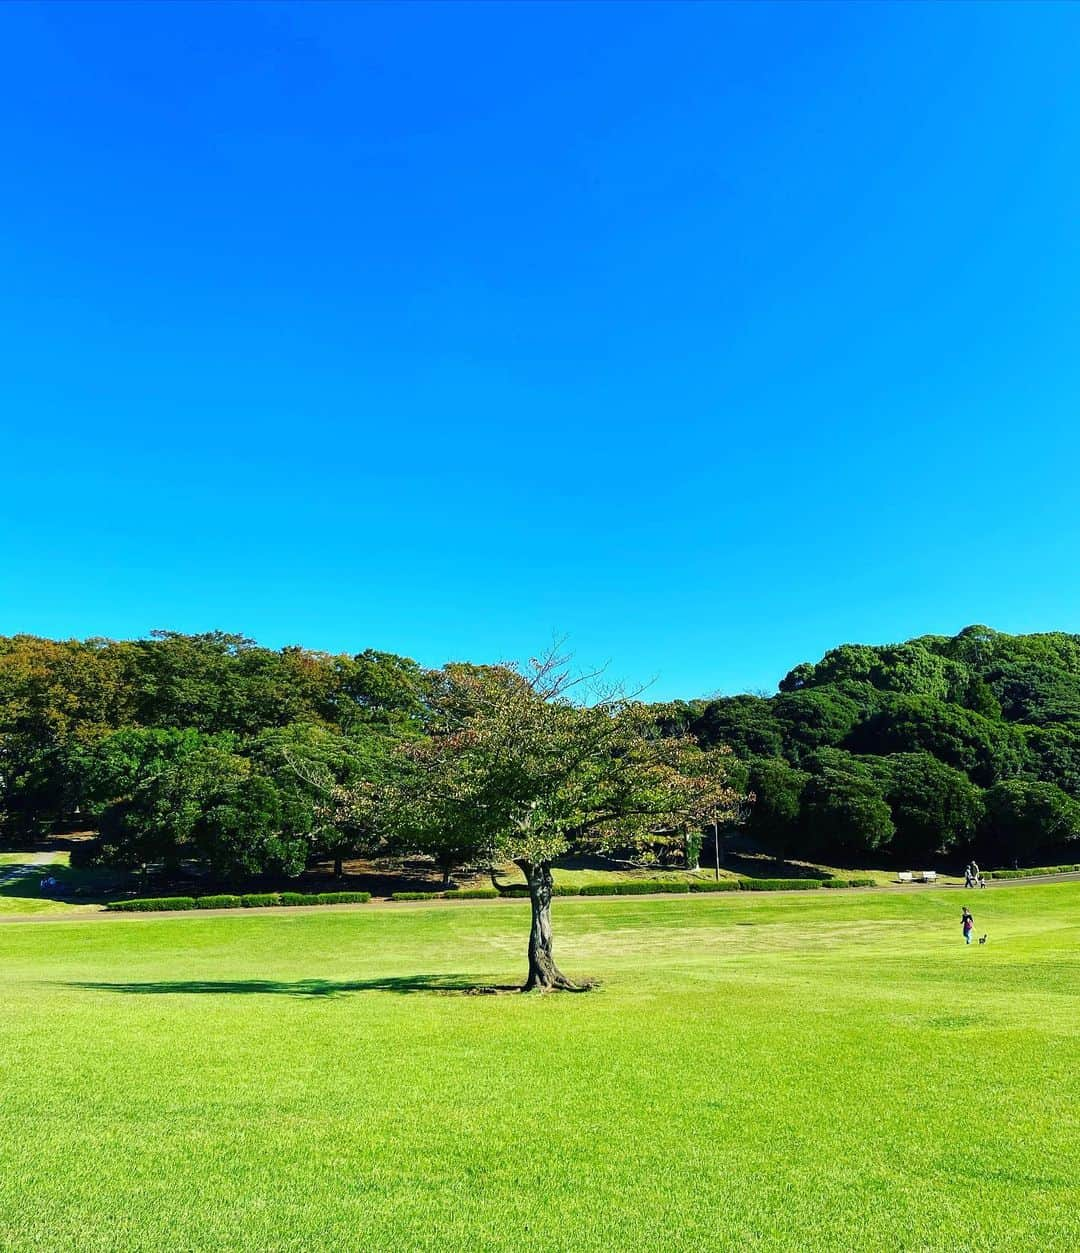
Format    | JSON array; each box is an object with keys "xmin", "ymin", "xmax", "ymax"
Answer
[
  {"xmin": 655, "ymin": 625, "xmax": 1080, "ymax": 866},
  {"xmin": 2, "ymin": 625, "xmax": 1079, "ymax": 880}
]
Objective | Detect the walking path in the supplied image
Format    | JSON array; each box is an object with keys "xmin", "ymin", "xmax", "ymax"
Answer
[{"xmin": 0, "ymin": 867, "xmax": 1077, "ymax": 925}]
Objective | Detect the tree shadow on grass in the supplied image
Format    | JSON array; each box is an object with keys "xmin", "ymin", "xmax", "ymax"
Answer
[{"xmin": 60, "ymin": 975, "xmax": 523, "ymax": 998}]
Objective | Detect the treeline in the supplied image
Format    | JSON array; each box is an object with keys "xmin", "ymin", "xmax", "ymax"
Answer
[
  {"xmin": 654, "ymin": 625, "xmax": 1080, "ymax": 866},
  {"xmin": 0, "ymin": 631, "xmax": 730, "ymax": 884},
  {"xmin": 3, "ymin": 625, "xmax": 1080, "ymax": 879},
  {"xmin": 0, "ymin": 632, "xmax": 432, "ymax": 878}
]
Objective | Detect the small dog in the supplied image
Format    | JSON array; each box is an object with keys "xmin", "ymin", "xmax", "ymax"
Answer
[{"xmin": 978, "ymin": 934, "xmax": 988, "ymax": 945}]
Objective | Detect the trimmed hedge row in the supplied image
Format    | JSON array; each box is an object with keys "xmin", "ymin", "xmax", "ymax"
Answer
[
  {"xmin": 738, "ymin": 878, "xmax": 821, "ymax": 891},
  {"xmin": 107, "ymin": 896, "xmax": 197, "ymax": 912},
  {"xmin": 107, "ymin": 890, "xmax": 371, "ymax": 913},
  {"xmin": 580, "ymin": 880, "xmax": 690, "ymax": 896},
  {"xmin": 390, "ymin": 878, "xmax": 837, "ymax": 900},
  {"xmin": 107, "ymin": 875, "xmax": 881, "ymax": 912},
  {"xmin": 197, "ymin": 895, "xmax": 240, "ymax": 909},
  {"xmin": 986, "ymin": 863, "xmax": 1080, "ymax": 879}
]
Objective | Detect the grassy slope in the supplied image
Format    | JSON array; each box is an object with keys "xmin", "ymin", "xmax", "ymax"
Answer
[{"xmin": 0, "ymin": 886, "xmax": 1077, "ymax": 1251}]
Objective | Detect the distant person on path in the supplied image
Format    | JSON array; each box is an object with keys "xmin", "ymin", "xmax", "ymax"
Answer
[
  {"xmin": 970, "ymin": 859, "xmax": 980, "ymax": 881},
  {"xmin": 964, "ymin": 864, "xmax": 975, "ymax": 888},
  {"xmin": 962, "ymin": 907, "xmax": 975, "ymax": 945}
]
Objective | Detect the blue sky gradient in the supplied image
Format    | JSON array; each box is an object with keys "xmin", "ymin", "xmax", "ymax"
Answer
[{"xmin": 3, "ymin": 2, "xmax": 1080, "ymax": 697}]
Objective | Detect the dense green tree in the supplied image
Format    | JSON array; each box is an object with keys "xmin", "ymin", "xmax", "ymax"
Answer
[
  {"xmin": 799, "ymin": 760, "xmax": 894, "ymax": 858},
  {"xmin": 195, "ymin": 774, "xmax": 312, "ymax": 879},
  {"xmin": 980, "ymin": 780, "xmax": 1080, "ymax": 864},
  {"xmin": 251, "ymin": 722, "xmax": 396, "ymax": 877},
  {"xmin": 330, "ymin": 649, "xmax": 431, "ymax": 732},
  {"xmin": 986, "ymin": 661, "xmax": 1080, "ymax": 725},
  {"xmin": 745, "ymin": 756, "xmax": 808, "ymax": 861},
  {"xmin": 688, "ymin": 695, "xmax": 784, "ymax": 758},
  {"xmin": 868, "ymin": 753, "xmax": 984, "ymax": 862},
  {"xmin": 849, "ymin": 696, "xmax": 1028, "ymax": 786},
  {"xmin": 1022, "ymin": 723, "xmax": 1080, "ymax": 797},
  {"xmin": 772, "ymin": 689, "xmax": 862, "ymax": 762},
  {"xmin": 95, "ymin": 735, "xmax": 246, "ymax": 874}
]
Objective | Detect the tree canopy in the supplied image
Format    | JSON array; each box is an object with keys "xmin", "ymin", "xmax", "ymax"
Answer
[{"xmin": 4, "ymin": 624, "xmax": 1080, "ymax": 909}]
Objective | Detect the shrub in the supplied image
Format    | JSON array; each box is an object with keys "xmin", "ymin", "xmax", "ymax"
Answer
[
  {"xmin": 847, "ymin": 877, "xmax": 877, "ymax": 887},
  {"xmin": 196, "ymin": 895, "xmax": 242, "ymax": 909},
  {"xmin": 616, "ymin": 880, "xmax": 691, "ymax": 895},
  {"xmin": 241, "ymin": 893, "xmax": 280, "ymax": 908},
  {"xmin": 391, "ymin": 891, "xmax": 440, "ymax": 901},
  {"xmin": 576, "ymin": 880, "xmax": 693, "ymax": 896},
  {"xmin": 315, "ymin": 892, "xmax": 371, "ymax": 905},
  {"xmin": 739, "ymin": 878, "xmax": 822, "ymax": 891},
  {"xmin": 821, "ymin": 879, "xmax": 848, "ymax": 889},
  {"xmin": 279, "ymin": 892, "xmax": 310, "ymax": 906},
  {"xmin": 105, "ymin": 896, "xmax": 197, "ymax": 912},
  {"xmin": 553, "ymin": 885, "xmax": 582, "ymax": 896},
  {"xmin": 451, "ymin": 888, "xmax": 499, "ymax": 900},
  {"xmin": 688, "ymin": 879, "xmax": 741, "ymax": 892},
  {"xmin": 987, "ymin": 863, "xmax": 1080, "ymax": 879}
]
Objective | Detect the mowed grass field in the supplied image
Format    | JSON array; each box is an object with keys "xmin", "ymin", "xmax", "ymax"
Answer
[{"xmin": 0, "ymin": 886, "xmax": 1077, "ymax": 1251}]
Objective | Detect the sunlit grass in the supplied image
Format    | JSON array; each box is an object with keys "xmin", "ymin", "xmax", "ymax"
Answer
[{"xmin": 0, "ymin": 885, "xmax": 1076, "ymax": 1250}]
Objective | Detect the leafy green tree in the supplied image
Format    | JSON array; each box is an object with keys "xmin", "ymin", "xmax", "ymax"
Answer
[
  {"xmin": 195, "ymin": 774, "xmax": 311, "ymax": 879},
  {"xmin": 772, "ymin": 689, "xmax": 862, "ymax": 762},
  {"xmin": 381, "ymin": 653, "xmax": 744, "ymax": 990},
  {"xmin": 746, "ymin": 756, "xmax": 808, "ymax": 862},
  {"xmin": 799, "ymin": 757, "xmax": 894, "ymax": 858},
  {"xmin": 96, "ymin": 735, "xmax": 245, "ymax": 874},
  {"xmin": 850, "ymin": 696, "xmax": 1028, "ymax": 786},
  {"xmin": 687, "ymin": 696, "xmax": 784, "ymax": 758},
  {"xmin": 331, "ymin": 650, "xmax": 430, "ymax": 733},
  {"xmin": 252, "ymin": 722, "xmax": 396, "ymax": 877},
  {"xmin": 868, "ymin": 753, "xmax": 984, "ymax": 862},
  {"xmin": 987, "ymin": 661, "xmax": 1080, "ymax": 725},
  {"xmin": 980, "ymin": 780, "xmax": 1080, "ymax": 863},
  {"xmin": 1023, "ymin": 724, "xmax": 1080, "ymax": 797}
]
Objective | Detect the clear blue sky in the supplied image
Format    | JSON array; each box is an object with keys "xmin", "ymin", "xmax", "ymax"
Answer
[{"xmin": 3, "ymin": 2, "xmax": 1080, "ymax": 699}]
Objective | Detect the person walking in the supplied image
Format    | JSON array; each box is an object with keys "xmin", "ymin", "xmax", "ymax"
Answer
[{"xmin": 962, "ymin": 906, "xmax": 975, "ymax": 945}]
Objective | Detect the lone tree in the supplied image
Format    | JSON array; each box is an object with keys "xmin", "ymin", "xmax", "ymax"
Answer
[{"xmin": 383, "ymin": 651, "xmax": 743, "ymax": 991}]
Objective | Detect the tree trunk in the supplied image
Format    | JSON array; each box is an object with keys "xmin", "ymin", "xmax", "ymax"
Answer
[
  {"xmin": 333, "ymin": 855, "xmax": 344, "ymax": 879},
  {"xmin": 519, "ymin": 861, "xmax": 579, "ymax": 991}
]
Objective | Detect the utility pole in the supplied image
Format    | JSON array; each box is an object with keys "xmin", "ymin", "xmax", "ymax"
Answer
[{"xmin": 713, "ymin": 809, "xmax": 720, "ymax": 881}]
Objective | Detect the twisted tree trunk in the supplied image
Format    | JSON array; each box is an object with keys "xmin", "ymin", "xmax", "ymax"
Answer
[{"xmin": 519, "ymin": 860, "xmax": 579, "ymax": 991}]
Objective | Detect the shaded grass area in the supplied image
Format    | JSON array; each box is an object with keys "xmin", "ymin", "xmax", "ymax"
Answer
[
  {"xmin": 0, "ymin": 885, "xmax": 1078, "ymax": 1250},
  {"xmin": 0, "ymin": 850, "xmax": 105, "ymax": 917}
]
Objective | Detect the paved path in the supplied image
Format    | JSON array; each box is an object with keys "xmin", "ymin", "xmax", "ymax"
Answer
[{"xmin": 0, "ymin": 867, "xmax": 1077, "ymax": 925}]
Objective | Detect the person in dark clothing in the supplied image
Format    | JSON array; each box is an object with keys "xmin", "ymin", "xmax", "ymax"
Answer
[{"xmin": 962, "ymin": 907, "xmax": 974, "ymax": 945}]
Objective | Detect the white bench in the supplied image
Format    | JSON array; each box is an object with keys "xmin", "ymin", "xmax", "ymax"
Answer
[
  {"xmin": 898, "ymin": 872, "xmax": 913, "ymax": 883},
  {"xmin": 919, "ymin": 871, "xmax": 938, "ymax": 883},
  {"xmin": 898, "ymin": 871, "xmax": 937, "ymax": 884}
]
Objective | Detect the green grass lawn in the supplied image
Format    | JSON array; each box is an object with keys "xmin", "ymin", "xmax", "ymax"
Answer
[{"xmin": 0, "ymin": 886, "xmax": 1076, "ymax": 1251}]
